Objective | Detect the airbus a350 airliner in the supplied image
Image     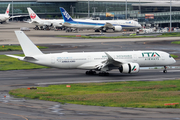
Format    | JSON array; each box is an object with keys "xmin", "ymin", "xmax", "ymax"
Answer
[
  {"xmin": 60, "ymin": 7, "xmax": 141, "ymax": 32},
  {"xmin": 6, "ymin": 31, "xmax": 176, "ymax": 75}
]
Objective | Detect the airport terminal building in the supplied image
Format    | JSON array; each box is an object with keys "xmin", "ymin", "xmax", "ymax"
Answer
[{"xmin": 0, "ymin": 0, "xmax": 180, "ymax": 27}]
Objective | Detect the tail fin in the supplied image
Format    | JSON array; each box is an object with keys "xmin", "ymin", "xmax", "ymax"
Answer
[
  {"xmin": 27, "ymin": 7, "xmax": 41, "ymax": 21},
  {"xmin": 60, "ymin": 7, "xmax": 73, "ymax": 22},
  {"xmin": 15, "ymin": 31, "xmax": 43, "ymax": 56},
  {"xmin": 5, "ymin": 4, "xmax": 10, "ymax": 15}
]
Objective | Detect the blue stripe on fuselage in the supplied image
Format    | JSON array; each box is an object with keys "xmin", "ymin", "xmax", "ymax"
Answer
[
  {"xmin": 66, "ymin": 21, "xmax": 137, "ymax": 28},
  {"xmin": 67, "ymin": 21, "xmax": 122, "ymax": 27}
]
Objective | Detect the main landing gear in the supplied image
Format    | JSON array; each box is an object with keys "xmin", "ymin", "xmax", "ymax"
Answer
[
  {"xmin": 98, "ymin": 71, "xmax": 109, "ymax": 76},
  {"xmin": 163, "ymin": 66, "xmax": 167, "ymax": 73},
  {"xmin": 85, "ymin": 70, "xmax": 109, "ymax": 76},
  {"xmin": 86, "ymin": 70, "xmax": 96, "ymax": 75}
]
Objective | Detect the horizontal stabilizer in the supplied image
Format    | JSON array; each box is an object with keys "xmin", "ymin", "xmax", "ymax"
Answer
[
  {"xmin": 6, "ymin": 54, "xmax": 37, "ymax": 61},
  {"xmin": 6, "ymin": 54, "xmax": 24, "ymax": 60}
]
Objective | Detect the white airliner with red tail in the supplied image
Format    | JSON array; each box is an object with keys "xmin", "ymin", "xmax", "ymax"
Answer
[
  {"xmin": 27, "ymin": 7, "xmax": 63, "ymax": 29},
  {"xmin": 6, "ymin": 31, "xmax": 176, "ymax": 75},
  {"xmin": 0, "ymin": 4, "xmax": 28, "ymax": 24},
  {"xmin": 0, "ymin": 4, "xmax": 10, "ymax": 24}
]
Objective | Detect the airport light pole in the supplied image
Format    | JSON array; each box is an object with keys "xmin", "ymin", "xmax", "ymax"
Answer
[
  {"xmin": 139, "ymin": 0, "xmax": 141, "ymax": 14},
  {"xmin": 12, "ymin": 0, "xmax": 13, "ymax": 22},
  {"xmin": 126, "ymin": 0, "xmax": 127, "ymax": 19},
  {"xmin": 70, "ymin": 6, "xmax": 75, "ymax": 17},
  {"xmin": 88, "ymin": 0, "xmax": 90, "ymax": 18},
  {"xmin": 92, "ymin": 7, "xmax": 97, "ymax": 16},
  {"xmin": 170, "ymin": 0, "xmax": 172, "ymax": 32}
]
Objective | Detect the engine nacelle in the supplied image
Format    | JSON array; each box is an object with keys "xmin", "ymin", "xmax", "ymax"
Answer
[
  {"xmin": 119, "ymin": 63, "xmax": 140, "ymax": 74},
  {"xmin": 39, "ymin": 21, "xmax": 51, "ymax": 26},
  {"xmin": 52, "ymin": 22, "xmax": 63, "ymax": 27},
  {"xmin": 113, "ymin": 26, "xmax": 122, "ymax": 32}
]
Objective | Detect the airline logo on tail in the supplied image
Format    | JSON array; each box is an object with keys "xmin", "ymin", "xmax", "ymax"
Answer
[
  {"xmin": 62, "ymin": 11, "xmax": 71, "ymax": 20},
  {"xmin": 60, "ymin": 7, "xmax": 73, "ymax": 22},
  {"xmin": 6, "ymin": 10, "xmax": 9, "ymax": 14},
  {"xmin": 30, "ymin": 13, "xmax": 36, "ymax": 19},
  {"xmin": 5, "ymin": 4, "xmax": 10, "ymax": 15}
]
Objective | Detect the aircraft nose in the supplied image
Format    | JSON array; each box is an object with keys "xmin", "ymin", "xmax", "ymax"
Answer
[{"xmin": 172, "ymin": 58, "xmax": 176, "ymax": 64}]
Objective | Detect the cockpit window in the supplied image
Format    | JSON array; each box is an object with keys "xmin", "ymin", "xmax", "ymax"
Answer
[{"xmin": 169, "ymin": 55, "xmax": 172, "ymax": 58}]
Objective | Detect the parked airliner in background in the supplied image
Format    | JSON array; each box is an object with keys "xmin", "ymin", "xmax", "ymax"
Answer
[
  {"xmin": 0, "ymin": 4, "xmax": 28, "ymax": 24},
  {"xmin": 6, "ymin": 31, "xmax": 176, "ymax": 75},
  {"xmin": 60, "ymin": 7, "xmax": 141, "ymax": 32},
  {"xmin": 27, "ymin": 7, "xmax": 64, "ymax": 30},
  {"xmin": 0, "ymin": 4, "xmax": 10, "ymax": 24}
]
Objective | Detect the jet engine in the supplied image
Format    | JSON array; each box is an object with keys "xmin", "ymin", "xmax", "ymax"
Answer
[
  {"xmin": 52, "ymin": 22, "xmax": 63, "ymax": 27},
  {"xmin": 119, "ymin": 63, "xmax": 140, "ymax": 74},
  {"xmin": 43, "ymin": 21, "xmax": 52, "ymax": 26},
  {"xmin": 113, "ymin": 26, "xmax": 122, "ymax": 32},
  {"xmin": 39, "ymin": 21, "xmax": 51, "ymax": 26}
]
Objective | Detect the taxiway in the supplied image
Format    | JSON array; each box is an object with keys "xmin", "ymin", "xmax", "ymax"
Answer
[{"xmin": 0, "ymin": 22, "xmax": 180, "ymax": 120}]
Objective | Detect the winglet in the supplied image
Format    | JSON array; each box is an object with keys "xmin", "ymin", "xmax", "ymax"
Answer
[
  {"xmin": 59, "ymin": 7, "xmax": 73, "ymax": 22},
  {"xmin": 15, "ymin": 31, "xmax": 43, "ymax": 56},
  {"xmin": 105, "ymin": 52, "xmax": 122, "ymax": 66},
  {"xmin": 105, "ymin": 52, "xmax": 114, "ymax": 62},
  {"xmin": 5, "ymin": 4, "xmax": 10, "ymax": 15},
  {"xmin": 27, "ymin": 7, "xmax": 41, "ymax": 21}
]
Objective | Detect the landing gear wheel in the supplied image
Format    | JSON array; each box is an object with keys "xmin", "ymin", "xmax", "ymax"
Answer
[
  {"xmin": 98, "ymin": 72, "xmax": 109, "ymax": 76},
  {"xmin": 163, "ymin": 66, "xmax": 167, "ymax": 73},
  {"xmin": 163, "ymin": 70, "xmax": 167, "ymax": 73},
  {"xmin": 95, "ymin": 29, "xmax": 100, "ymax": 32},
  {"xmin": 85, "ymin": 70, "xmax": 96, "ymax": 75}
]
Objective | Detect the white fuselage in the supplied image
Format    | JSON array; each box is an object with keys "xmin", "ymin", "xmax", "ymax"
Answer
[
  {"xmin": 26, "ymin": 51, "xmax": 175, "ymax": 70},
  {"xmin": 31, "ymin": 19, "xmax": 64, "ymax": 27},
  {"xmin": 0, "ymin": 14, "xmax": 9, "ymax": 23},
  {"xmin": 63, "ymin": 19, "xmax": 141, "ymax": 29}
]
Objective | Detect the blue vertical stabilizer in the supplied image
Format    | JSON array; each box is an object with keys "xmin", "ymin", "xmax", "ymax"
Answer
[{"xmin": 60, "ymin": 7, "xmax": 73, "ymax": 22}]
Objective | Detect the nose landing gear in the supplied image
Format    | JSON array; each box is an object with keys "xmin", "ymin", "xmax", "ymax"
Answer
[{"xmin": 163, "ymin": 66, "xmax": 167, "ymax": 73}]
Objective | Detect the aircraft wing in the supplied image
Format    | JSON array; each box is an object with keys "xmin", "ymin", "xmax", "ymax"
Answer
[
  {"xmin": 10, "ymin": 15, "xmax": 29, "ymax": 19},
  {"xmin": 99, "ymin": 22, "xmax": 114, "ymax": 30},
  {"xmin": 103, "ymin": 22, "xmax": 114, "ymax": 28},
  {"xmin": 62, "ymin": 22, "xmax": 71, "ymax": 27},
  {"xmin": 78, "ymin": 52, "xmax": 125, "ymax": 71}
]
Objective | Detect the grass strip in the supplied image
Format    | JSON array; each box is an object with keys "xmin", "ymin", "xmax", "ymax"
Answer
[
  {"xmin": 9, "ymin": 80, "xmax": 180, "ymax": 108},
  {"xmin": 160, "ymin": 32, "xmax": 180, "ymax": 37},
  {"xmin": 171, "ymin": 41, "xmax": 180, "ymax": 44},
  {"xmin": 57, "ymin": 35, "xmax": 155, "ymax": 39},
  {"xmin": 0, "ymin": 55, "xmax": 48, "ymax": 71},
  {"xmin": 171, "ymin": 54, "xmax": 178, "ymax": 58},
  {"xmin": 57, "ymin": 32, "xmax": 180, "ymax": 39},
  {"xmin": 0, "ymin": 45, "xmax": 47, "ymax": 51}
]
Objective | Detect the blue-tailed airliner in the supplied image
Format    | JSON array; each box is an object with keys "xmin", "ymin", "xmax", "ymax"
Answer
[{"xmin": 60, "ymin": 7, "xmax": 141, "ymax": 32}]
